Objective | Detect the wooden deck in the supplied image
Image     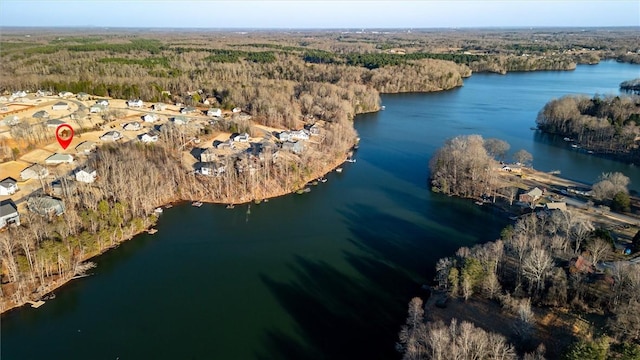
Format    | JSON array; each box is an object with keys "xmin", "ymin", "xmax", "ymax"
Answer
[{"xmin": 27, "ymin": 300, "xmax": 45, "ymax": 308}]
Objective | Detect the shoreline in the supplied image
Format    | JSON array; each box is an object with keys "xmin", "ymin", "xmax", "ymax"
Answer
[{"xmin": 0, "ymin": 146, "xmax": 354, "ymax": 314}]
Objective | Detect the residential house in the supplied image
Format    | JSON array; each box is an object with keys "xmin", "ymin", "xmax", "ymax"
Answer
[
  {"xmin": 282, "ymin": 141, "xmax": 304, "ymax": 154},
  {"xmin": 76, "ymin": 92, "xmax": 89, "ymax": 100},
  {"xmin": 232, "ymin": 107, "xmax": 242, "ymax": 113},
  {"xmin": 27, "ymin": 196, "xmax": 65, "ymax": 216},
  {"xmin": 308, "ymin": 123, "xmax": 321, "ymax": 136},
  {"xmin": 20, "ymin": 164, "xmax": 49, "ymax": 180},
  {"xmin": 172, "ymin": 116, "xmax": 189, "ymax": 125},
  {"xmin": 215, "ymin": 139, "xmax": 235, "ymax": 150},
  {"xmin": 544, "ymin": 202, "xmax": 567, "ymax": 212},
  {"xmin": 123, "ymin": 122, "xmax": 141, "ymax": 131},
  {"xmin": 127, "ymin": 99, "xmax": 144, "ymax": 108},
  {"xmin": 100, "ymin": 131, "xmax": 122, "ymax": 141},
  {"xmin": 0, "ymin": 177, "xmax": 18, "ymax": 196},
  {"xmin": 0, "ymin": 96, "xmax": 7, "ymax": 102},
  {"xmin": 12, "ymin": 91, "xmax": 27, "ymax": 98},
  {"xmin": 207, "ymin": 108, "xmax": 222, "ymax": 117},
  {"xmin": 51, "ymin": 179, "xmax": 77, "ymax": 197},
  {"xmin": 75, "ymin": 167, "xmax": 97, "ymax": 183},
  {"xmin": 58, "ymin": 91, "xmax": 74, "ymax": 98},
  {"xmin": 0, "ymin": 200, "xmax": 20, "ymax": 228},
  {"xmin": 152, "ymin": 103, "xmax": 167, "ymax": 111},
  {"xmin": 279, "ymin": 130, "xmax": 309, "ymax": 142},
  {"xmin": 143, "ymin": 113, "xmax": 159, "ymax": 123},
  {"xmin": 233, "ymin": 133, "xmax": 250, "ymax": 143},
  {"xmin": 75, "ymin": 140, "xmax": 97, "ymax": 154},
  {"xmin": 35, "ymin": 90, "xmax": 50, "ymax": 97},
  {"xmin": 1, "ymin": 115, "xmax": 20, "ymax": 126},
  {"xmin": 90, "ymin": 104, "xmax": 106, "ymax": 113},
  {"xmin": 52, "ymin": 102, "xmax": 69, "ymax": 111},
  {"xmin": 46, "ymin": 119, "xmax": 66, "ymax": 128},
  {"xmin": 181, "ymin": 106, "xmax": 197, "ymax": 115},
  {"xmin": 96, "ymin": 99, "xmax": 109, "ymax": 107},
  {"xmin": 199, "ymin": 162, "xmax": 226, "ymax": 177},
  {"xmin": 139, "ymin": 132, "xmax": 159, "ymax": 143},
  {"xmin": 45, "ymin": 153, "xmax": 74, "ymax": 165},
  {"xmin": 33, "ymin": 110, "xmax": 50, "ymax": 119},
  {"xmin": 519, "ymin": 187, "xmax": 543, "ymax": 205},
  {"xmin": 200, "ymin": 148, "xmax": 218, "ymax": 162}
]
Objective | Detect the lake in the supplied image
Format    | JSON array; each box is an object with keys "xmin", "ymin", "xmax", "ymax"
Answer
[{"xmin": 2, "ymin": 61, "xmax": 639, "ymax": 360}]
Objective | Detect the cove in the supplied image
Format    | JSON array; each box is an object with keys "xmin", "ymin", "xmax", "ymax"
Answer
[{"xmin": 1, "ymin": 61, "xmax": 638, "ymax": 360}]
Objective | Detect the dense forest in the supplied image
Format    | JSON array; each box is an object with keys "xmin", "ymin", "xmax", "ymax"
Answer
[
  {"xmin": 536, "ymin": 94, "xmax": 640, "ymax": 162},
  {"xmin": 400, "ymin": 136, "xmax": 640, "ymax": 359}
]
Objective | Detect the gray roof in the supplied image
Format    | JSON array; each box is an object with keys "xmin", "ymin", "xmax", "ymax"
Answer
[
  {"xmin": 0, "ymin": 177, "xmax": 17, "ymax": 187},
  {"xmin": 0, "ymin": 200, "xmax": 18, "ymax": 217},
  {"xmin": 33, "ymin": 110, "xmax": 50, "ymax": 118},
  {"xmin": 27, "ymin": 196, "xmax": 65, "ymax": 216},
  {"xmin": 46, "ymin": 119, "xmax": 66, "ymax": 126},
  {"xmin": 46, "ymin": 153, "xmax": 73, "ymax": 162},
  {"xmin": 54, "ymin": 101, "xmax": 67, "ymax": 106},
  {"xmin": 76, "ymin": 140, "xmax": 96, "ymax": 151}
]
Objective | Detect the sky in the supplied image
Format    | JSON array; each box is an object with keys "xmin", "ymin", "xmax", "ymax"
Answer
[{"xmin": 0, "ymin": 1, "xmax": 638, "ymax": 29}]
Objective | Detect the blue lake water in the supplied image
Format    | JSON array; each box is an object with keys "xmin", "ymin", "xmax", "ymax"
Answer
[{"xmin": 1, "ymin": 60, "xmax": 639, "ymax": 360}]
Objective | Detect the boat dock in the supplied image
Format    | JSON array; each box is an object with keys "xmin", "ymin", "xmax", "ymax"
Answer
[
  {"xmin": 27, "ymin": 300, "xmax": 45, "ymax": 308},
  {"xmin": 147, "ymin": 228, "xmax": 158, "ymax": 235}
]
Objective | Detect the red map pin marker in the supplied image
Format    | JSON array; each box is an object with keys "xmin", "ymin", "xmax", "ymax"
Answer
[{"xmin": 56, "ymin": 124, "xmax": 74, "ymax": 150}]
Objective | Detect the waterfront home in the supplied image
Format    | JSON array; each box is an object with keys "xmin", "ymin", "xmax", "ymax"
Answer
[
  {"xmin": 1, "ymin": 115, "xmax": 20, "ymax": 126},
  {"xmin": 127, "ymin": 99, "xmax": 144, "ymax": 108},
  {"xmin": 45, "ymin": 153, "xmax": 74, "ymax": 165},
  {"xmin": 100, "ymin": 130, "xmax": 122, "ymax": 141},
  {"xmin": 0, "ymin": 199, "xmax": 20, "ymax": 228},
  {"xmin": 75, "ymin": 140, "xmax": 97, "ymax": 154},
  {"xmin": 90, "ymin": 104, "xmax": 106, "ymax": 113},
  {"xmin": 181, "ymin": 106, "xmax": 197, "ymax": 115},
  {"xmin": 207, "ymin": 108, "xmax": 222, "ymax": 117},
  {"xmin": 279, "ymin": 130, "xmax": 309, "ymax": 142},
  {"xmin": 27, "ymin": 196, "xmax": 65, "ymax": 216},
  {"xmin": 75, "ymin": 167, "xmax": 97, "ymax": 183},
  {"xmin": 200, "ymin": 162, "xmax": 226, "ymax": 176},
  {"xmin": 33, "ymin": 110, "xmax": 50, "ymax": 119},
  {"xmin": 519, "ymin": 187, "xmax": 543, "ymax": 206},
  {"xmin": 123, "ymin": 122, "xmax": 141, "ymax": 131},
  {"xmin": 96, "ymin": 99, "xmax": 109, "ymax": 107},
  {"xmin": 52, "ymin": 102, "xmax": 69, "ymax": 111},
  {"xmin": 143, "ymin": 113, "xmax": 159, "ymax": 123},
  {"xmin": 282, "ymin": 141, "xmax": 304, "ymax": 154},
  {"xmin": 0, "ymin": 177, "xmax": 18, "ymax": 196},
  {"xmin": 233, "ymin": 133, "xmax": 250, "ymax": 143},
  {"xmin": 200, "ymin": 147, "xmax": 218, "ymax": 162},
  {"xmin": 172, "ymin": 116, "xmax": 189, "ymax": 125},
  {"xmin": 58, "ymin": 91, "xmax": 74, "ymax": 98},
  {"xmin": 139, "ymin": 132, "xmax": 159, "ymax": 143},
  {"xmin": 153, "ymin": 103, "xmax": 167, "ymax": 111},
  {"xmin": 20, "ymin": 164, "xmax": 49, "ymax": 180}
]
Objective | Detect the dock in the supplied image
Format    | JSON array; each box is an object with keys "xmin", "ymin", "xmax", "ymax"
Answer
[
  {"xmin": 147, "ymin": 228, "xmax": 158, "ymax": 235},
  {"xmin": 27, "ymin": 300, "xmax": 45, "ymax": 308}
]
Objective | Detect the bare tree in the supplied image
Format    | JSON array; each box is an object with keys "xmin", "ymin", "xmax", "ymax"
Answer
[
  {"xmin": 522, "ymin": 248, "xmax": 554, "ymax": 297},
  {"xmin": 586, "ymin": 237, "xmax": 611, "ymax": 267}
]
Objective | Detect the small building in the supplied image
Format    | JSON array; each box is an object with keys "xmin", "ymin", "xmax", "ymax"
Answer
[
  {"xmin": 282, "ymin": 141, "xmax": 304, "ymax": 154},
  {"xmin": 33, "ymin": 110, "xmax": 50, "ymax": 119},
  {"xmin": 0, "ymin": 177, "xmax": 18, "ymax": 196},
  {"xmin": 139, "ymin": 132, "xmax": 159, "ymax": 143},
  {"xmin": 90, "ymin": 104, "xmax": 106, "ymax": 113},
  {"xmin": 172, "ymin": 116, "xmax": 189, "ymax": 125},
  {"xmin": 233, "ymin": 133, "xmax": 250, "ymax": 143},
  {"xmin": 152, "ymin": 103, "xmax": 167, "ymax": 111},
  {"xmin": 45, "ymin": 153, "xmax": 74, "ymax": 165},
  {"xmin": 127, "ymin": 99, "xmax": 144, "ymax": 108},
  {"xmin": 181, "ymin": 106, "xmax": 197, "ymax": 115},
  {"xmin": 76, "ymin": 140, "xmax": 97, "ymax": 154},
  {"xmin": 76, "ymin": 92, "xmax": 89, "ymax": 100},
  {"xmin": 75, "ymin": 167, "xmax": 97, "ymax": 183},
  {"xmin": 519, "ymin": 187, "xmax": 543, "ymax": 205},
  {"xmin": 20, "ymin": 164, "xmax": 49, "ymax": 180},
  {"xmin": 96, "ymin": 99, "xmax": 109, "ymax": 107},
  {"xmin": 27, "ymin": 196, "xmax": 65, "ymax": 216},
  {"xmin": 207, "ymin": 108, "xmax": 222, "ymax": 117},
  {"xmin": 100, "ymin": 131, "xmax": 122, "ymax": 142},
  {"xmin": 1, "ymin": 115, "xmax": 20, "ymax": 126},
  {"xmin": 46, "ymin": 119, "xmax": 66, "ymax": 128},
  {"xmin": 544, "ymin": 202, "xmax": 567, "ymax": 212},
  {"xmin": 123, "ymin": 122, "xmax": 141, "ymax": 131},
  {"xmin": 143, "ymin": 113, "xmax": 159, "ymax": 123},
  {"xmin": 58, "ymin": 91, "xmax": 74, "ymax": 98},
  {"xmin": 52, "ymin": 101, "xmax": 69, "ymax": 111},
  {"xmin": 200, "ymin": 148, "xmax": 218, "ymax": 162},
  {"xmin": 232, "ymin": 107, "xmax": 242, "ymax": 113},
  {"xmin": 0, "ymin": 199, "xmax": 20, "ymax": 228}
]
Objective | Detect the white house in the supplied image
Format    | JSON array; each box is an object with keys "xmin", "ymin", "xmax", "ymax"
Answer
[
  {"xmin": 20, "ymin": 164, "xmax": 49, "ymax": 180},
  {"xmin": 100, "ymin": 131, "xmax": 122, "ymax": 141},
  {"xmin": 75, "ymin": 167, "xmax": 97, "ymax": 183},
  {"xmin": 76, "ymin": 92, "xmax": 89, "ymax": 100},
  {"xmin": 96, "ymin": 99, "xmax": 109, "ymax": 106},
  {"xmin": 12, "ymin": 91, "xmax": 27, "ymax": 98},
  {"xmin": 207, "ymin": 108, "xmax": 222, "ymax": 117},
  {"xmin": 181, "ymin": 106, "xmax": 197, "ymax": 114},
  {"xmin": 0, "ymin": 96, "xmax": 8, "ymax": 102},
  {"xmin": 52, "ymin": 101, "xmax": 69, "ymax": 111},
  {"xmin": 152, "ymin": 103, "xmax": 167, "ymax": 111},
  {"xmin": 45, "ymin": 153, "xmax": 74, "ymax": 165},
  {"xmin": 90, "ymin": 104, "xmax": 106, "ymax": 113},
  {"xmin": 233, "ymin": 133, "xmax": 250, "ymax": 143},
  {"xmin": 0, "ymin": 200, "xmax": 20, "ymax": 228},
  {"xmin": 200, "ymin": 162, "xmax": 226, "ymax": 177},
  {"xmin": 289, "ymin": 129, "xmax": 310, "ymax": 141},
  {"xmin": 1, "ymin": 115, "xmax": 20, "ymax": 126},
  {"xmin": 140, "ymin": 132, "xmax": 159, "ymax": 143},
  {"xmin": 0, "ymin": 177, "xmax": 18, "ymax": 196},
  {"xmin": 123, "ymin": 122, "xmax": 141, "ymax": 131},
  {"xmin": 172, "ymin": 116, "xmax": 189, "ymax": 125},
  {"xmin": 75, "ymin": 140, "xmax": 96, "ymax": 154},
  {"xmin": 232, "ymin": 107, "xmax": 242, "ymax": 113},
  {"xmin": 143, "ymin": 113, "xmax": 159, "ymax": 123},
  {"xmin": 58, "ymin": 91, "xmax": 74, "ymax": 98},
  {"xmin": 127, "ymin": 99, "xmax": 144, "ymax": 108}
]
